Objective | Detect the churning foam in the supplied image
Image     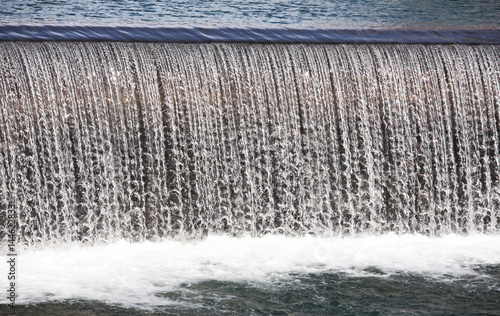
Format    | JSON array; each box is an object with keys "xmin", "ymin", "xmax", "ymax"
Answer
[{"xmin": 1, "ymin": 234, "xmax": 499, "ymax": 309}]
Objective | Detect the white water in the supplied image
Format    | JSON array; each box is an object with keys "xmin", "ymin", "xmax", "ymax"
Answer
[{"xmin": 1, "ymin": 234, "xmax": 499, "ymax": 309}]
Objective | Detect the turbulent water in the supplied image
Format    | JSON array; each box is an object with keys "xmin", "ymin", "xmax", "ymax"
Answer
[
  {"xmin": 1, "ymin": 234, "xmax": 500, "ymax": 314},
  {"xmin": 0, "ymin": 42, "xmax": 499, "ymax": 246}
]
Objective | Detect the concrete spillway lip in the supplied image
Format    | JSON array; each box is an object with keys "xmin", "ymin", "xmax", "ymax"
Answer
[{"xmin": 0, "ymin": 25, "xmax": 499, "ymax": 44}]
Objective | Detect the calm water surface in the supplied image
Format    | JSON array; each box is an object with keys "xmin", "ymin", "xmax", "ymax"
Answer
[{"xmin": 0, "ymin": 0, "xmax": 499, "ymax": 28}]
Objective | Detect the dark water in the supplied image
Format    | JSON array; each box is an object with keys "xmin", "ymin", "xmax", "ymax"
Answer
[{"xmin": 2, "ymin": 267, "xmax": 500, "ymax": 315}]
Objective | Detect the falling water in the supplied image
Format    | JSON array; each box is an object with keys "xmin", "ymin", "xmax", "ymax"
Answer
[{"xmin": 0, "ymin": 42, "xmax": 499, "ymax": 245}]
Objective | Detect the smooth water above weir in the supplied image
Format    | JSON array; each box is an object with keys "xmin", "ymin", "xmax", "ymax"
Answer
[{"xmin": 0, "ymin": 42, "xmax": 499, "ymax": 245}]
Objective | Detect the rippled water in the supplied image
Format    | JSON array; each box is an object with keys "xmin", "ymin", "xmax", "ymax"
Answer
[{"xmin": 0, "ymin": 0, "xmax": 499, "ymax": 28}]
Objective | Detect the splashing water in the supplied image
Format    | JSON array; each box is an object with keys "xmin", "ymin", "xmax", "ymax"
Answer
[{"xmin": 1, "ymin": 234, "xmax": 499, "ymax": 309}]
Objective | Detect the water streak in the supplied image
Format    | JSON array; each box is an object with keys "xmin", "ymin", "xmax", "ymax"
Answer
[{"xmin": 0, "ymin": 42, "xmax": 499, "ymax": 245}]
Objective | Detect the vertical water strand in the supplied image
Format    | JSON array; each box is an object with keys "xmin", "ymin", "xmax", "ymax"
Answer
[
  {"xmin": 93, "ymin": 42, "xmax": 121, "ymax": 240},
  {"xmin": 490, "ymin": 45, "xmax": 500, "ymax": 230},
  {"xmin": 303, "ymin": 45, "xmax": 337, "ymax": 233},
  {"xmin": 370, "ymin": 46, "xmax": 393, "ymax": 232},
  {"xmin": 73, "ymin": 42, "xmax": 105, "ymax": 239},
  {"xmin": 345, "ymin": 45, "xmax": 380, "ymax": 233},
  {"xmin": 407, "ymin": 45, "xmax": 443, "ymax": 233},
  {"xmin": 364, "ymin": 45, "xmax": 391, "ymax": 233},
  {"xmin": 175, "ymin": 43, "xmax": 208, "ymax": 235},
  {"xmin": 298, "ymin": 45, "xmax": 335, "ymax": 233},
  {"xmin": 196, "ymin": 44, "xmax": 233, "ymax": 233},
  {"xmin": 337, "ymin": 45, "xmax": 362, "ymax": 233},
  {"xmin": 78, "ymin": 43, "xmax": 117, "ymax": 241},
  {"xmin": 125, "ymin": 43, "xmax": 153, "ymax": 237},
  {"xmin": 12, "ymin": 42, "xmax": 52, "ymax": 245},
  {"xmin": 148, "ymin": 43, "xmax": 172, "ymax": 238},
  {"xmin": 236, "ymin": 45, "xmax": 261, "ymax": 234},
  {"xmin": 193, "ymin": 44, "xmax": 222, "ymax": 234},
  {"xmin": 299, "ymin": 44, "xmax": 324, "ymax": 232},
  {"xmin": 240, "ymin": 45, "xmax": 275, "ymax": 234},
  {"xmin": 15, "ymin": 43, "xmax": 33, "ymax": 245},
  {"xmin": 472, "ymin": 45, "xmax": 500, "ymax": 232},
  {"xmin": 42, "ymin": 43, "xmax": 82, "ymax": 242},
  {"xmin": 307, "ymin": 45, "xmax": 338, "ymax": 233},
  {"xmin": 211, "ymin": 44, "xmax": 245, "ymax": 234},
  {"xmin": 65, "ymin": 43, "xmax": 98, "ymax": 241},
  {"xmin": 130, "ymin": 43, "xmax": 165, "ymax": 238},
  {"xmin": 252, "ymin": 45, "xmax": 281, "ymax": 233},
  {"xmin": 197, "ymin": 43, "xmax": 231, "ymax": 234},
  {"xmin": 342, "ymin": 45, "xmax": 377, "ymax": 233},
  {"xmin": 218, "ymin": 44, "xmax": 255, "ymax": 233},
  {"xmin": 0, "ymin": 44, "xmax": 18, "ymax": 243},
  {"xmin": 357, "ymin": 45, "xmax": 385, "ymax": 233},
  {"xmin": 226, "ymin": 44, "xmax": 259, "ymax": 233},
  {"xmin": 475, "ymin": 45, "xmax": 500, "ymax": 231},
  {"xmin": 459, "ymin": 45, "xmax": 491, "ymax": 233},
  {"xmin": 0, "ymin": 45, "xmax": 9, "ymax": 242},
  {"xmin": 102, "ymin": 43, "xmax": 138, "ymax": 240},
  {"xmin": 442, "ymin": 46, "xmax": 478, "ymax": 233},
  {"xmin": 457, "ymin": 45, "xmax": 485, "ymax": 233},
  {"xmin": 284, "ymin": 44, "xmax": 312, "ymax": 233},
  {"xmin": 398, "ymin": 45, "xmax": 423, "ymax": 232},
  {"xmin": 340, "ymin": 45, "xmax": 358, "ymax": 235},
  {"xmin": 396, "ymin": 45, "xmax": 424, "ymax": 233},
  {"xmin": 40, "ymin": 43, "xmax": 69, "ymax": 242},
  {"xmin": 112, "ymin": 43, "xmax": 147, "ymax": 239},
  {"xmin": 163, "ymin": 44, "xmax": 195, "ymax": 235},
  {"xmin": 188, "ymin": 44, "xmax": 217, "ymax": 235},
  {"xmin": 71, "ymin": 42, "xmax": 114, "ymax": 241},
  {"xmin": 93, "ymin": 42, "xmax": 132, "ymax": 240},
  {"xmin": 272, "ymin": 44, "xmax": 304, "ymax": 234},
  {"xmin": 27, "ymin": 42, "xmax": 54, "ymax": 243},
  {"xmin": 322, "ymin": 46, "xmax": 349, "ymax": 235},
  {"xmin": 371, "ymin": 46, "xmax": 403, "ymax": 232},
  {"xmin": 64, "ymin": 43, "xmax": 89, "ymax": 241},
  {"xmin": 216, "ymin": 44, "xmax": 241, "ymax": 232},
  {"xmin": 180, "ymin": 43, "xmax": 212, "ymax": 235},
  {"xmin": 256, "ymin": 45, "xmax": 282, "ymax": 232},
  {"xmin": 153, "ymin": 44, "xmax": 183, "ymax": 236},
  {"xmin": 182, "ymin": 44, "xmax": 207, "ymax": 235},
  {"xmin": 426, "ymin": 46, "xmax": 458, "ymax": 233},
  {"xmin": 0, "ymin": 43, "xmax": 27, "ymax": 244},
  {"xmin": 386, "ymin": 45, "xmax": 416, "ymax": 232},
  {"xmin": 426, "ymin": 45, "xmax": 454, "ymax": 234},
  {"xmin": 126, "ymin": 42, "xmax": 155, "ymax": 239},
  {"xmin": 32, "ymin": 43, "xmax": 59, "ymax": 242},
  {"xmin": 255, "ymin": 44, "xmax": 285, "ymax": 232},
  {"xmin": 54, "ymin": 43, "xmax": 84, "ymax": 241}
]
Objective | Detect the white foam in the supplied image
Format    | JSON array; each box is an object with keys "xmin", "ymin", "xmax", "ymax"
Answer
[{"xmin": 1, "ymin": 233, "xmax": 500, "ymax": 309}]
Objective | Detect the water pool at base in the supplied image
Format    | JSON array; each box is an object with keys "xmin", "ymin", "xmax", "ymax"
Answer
[{"xmin": 1, "ymin": 235, "xmax": 500, "ymax": 314}]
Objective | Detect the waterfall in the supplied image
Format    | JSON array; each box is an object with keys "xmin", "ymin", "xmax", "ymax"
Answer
[{"xmin": 0, "ymin": 42, "xmax": 499, "ymax": 245}]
